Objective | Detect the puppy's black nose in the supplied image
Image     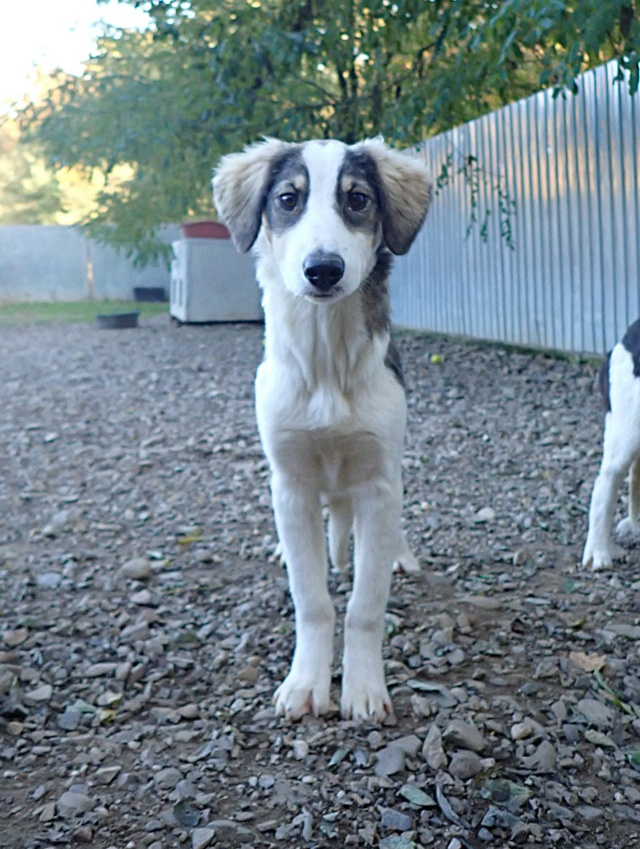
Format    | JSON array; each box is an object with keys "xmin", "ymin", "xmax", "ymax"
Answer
[{"xmin": 303, "ymin": 252, "xmax": 345, "ymax": 292}]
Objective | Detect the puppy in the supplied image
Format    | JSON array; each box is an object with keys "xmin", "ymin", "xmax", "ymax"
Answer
[
  {"xmin": 213, "ymin": 138, "xmax": 432, "ymax": 720},
  {"xmin": 583, "ymin": 319, "xmax": 640, "ymax": 570}
]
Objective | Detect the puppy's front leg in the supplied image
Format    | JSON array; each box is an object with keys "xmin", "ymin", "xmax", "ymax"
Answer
[
  {"xmin": 341, "ymin": 482, "xmax": 400, "ymax": 722},
  {"xmin": 271, "ymin": 473, "xmax": 336, "ymax": 719}
]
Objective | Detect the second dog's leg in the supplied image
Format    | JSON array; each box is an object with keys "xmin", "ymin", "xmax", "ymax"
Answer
[
  {"xmin": 341, "ymin": 482, "xmax": 400, "ymax": 721},
  {"xmin": 271, "ymin": 474, "xmax": 336, "ymax": 719},
  {"xmin": 583, "ymin": 418, "xmax": 634, "ymax": 569}
]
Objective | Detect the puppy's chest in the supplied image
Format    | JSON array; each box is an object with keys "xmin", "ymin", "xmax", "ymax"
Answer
[{"xmin": 277, "ymin": 427, "xmax": 386, "ymax": 492}]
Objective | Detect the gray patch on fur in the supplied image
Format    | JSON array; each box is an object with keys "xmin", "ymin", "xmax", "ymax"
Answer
[
  {"xmin": 360, "ymin": 249, "xmax": 392, "ymax": 338},
  {"xmin": 384, "ymin": 337, "xmax": 405, "ymax": 387},
  {"xmin": 336, "ymin": 150, "xmax": 383, "ymax": 235},
  {"xmin": 264, "ymin": 149, "xmax": 309, "ymax": 234}
]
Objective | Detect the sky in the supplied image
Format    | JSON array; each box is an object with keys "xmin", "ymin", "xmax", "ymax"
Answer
[{"xmin": 0, "ymin": 0, "xmax": 151, "ymax": 109}]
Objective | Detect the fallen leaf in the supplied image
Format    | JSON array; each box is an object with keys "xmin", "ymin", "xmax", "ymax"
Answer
[{"xmin": 569, "ymin": 651, "xmax": 606, "ymax": 672}]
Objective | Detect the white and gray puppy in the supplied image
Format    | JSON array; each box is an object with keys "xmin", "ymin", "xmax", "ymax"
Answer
[
  {"xmin": 583, "ymin": 319, "xmax": 640, "ymax": 570},
  {"xmin": 213, "ymin": 138, "xmax": 432, "ymax": 721}
]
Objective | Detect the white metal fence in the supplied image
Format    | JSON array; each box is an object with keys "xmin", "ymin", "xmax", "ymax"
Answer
[{"xmin": 391, "ymin": 61, "xmax": 640, "ymax": 356}]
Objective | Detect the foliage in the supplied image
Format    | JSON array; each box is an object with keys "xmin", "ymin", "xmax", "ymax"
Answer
[
  {"xmin": 0, "ymin": 77, "xmax": 107, "ymax": 227},
  {"xmin": 0, "ymin": 116, "xmax": 65, "ymax": 224},
  {"xmin": 18, "ymin": 0, "xmax": 640, "ymax": 263}
]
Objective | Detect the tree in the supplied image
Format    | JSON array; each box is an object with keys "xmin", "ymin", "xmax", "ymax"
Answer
[{"xmin": 19, "ymin": 0, "xmax": 639, "ymax": 263}]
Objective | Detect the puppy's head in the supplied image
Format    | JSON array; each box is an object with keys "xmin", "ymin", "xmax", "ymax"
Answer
[{"xmin": 213, "ymin": 137, "xmax": 432, "ymax": 303}]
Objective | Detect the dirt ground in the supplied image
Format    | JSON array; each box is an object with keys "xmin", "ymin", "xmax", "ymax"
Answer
[{"xmin": 1, "ymin": 316, "xmax": 640, "ymax": 849}]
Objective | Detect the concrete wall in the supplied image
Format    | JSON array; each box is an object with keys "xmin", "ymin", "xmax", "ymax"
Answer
[{"xmin": 0, "ymin": 224, "xmax": 180, "ymax": 303}]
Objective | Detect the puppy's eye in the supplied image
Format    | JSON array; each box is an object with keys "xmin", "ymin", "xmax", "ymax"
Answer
[
  {"xmin": 278, "ymin": 192, "xmax": 298, "ymax": 210},
  {"xmin": 347, "ymin": 191, "xmax": 369, "ymax": 212}
]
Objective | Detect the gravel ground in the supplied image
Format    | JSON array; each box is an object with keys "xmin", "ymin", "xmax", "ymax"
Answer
[{"xmin": 1, "ymin": 315, "xmax": 640, "ymax": 849}]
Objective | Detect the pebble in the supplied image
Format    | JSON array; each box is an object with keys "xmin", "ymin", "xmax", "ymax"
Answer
[
  {"xmin": 119, "ymin": 557, "xmax": 152, "ymax": 580},
  {"xmin": 442, "ymin": 719, "xmax": 486, "ymax": 753},
  {"xmin": 23, "ymin": 684, "xmax": 53, "ymax": 704},
  {"xmin": 39, "ymin": 802, "xmax": 56, "ymax": 822},
  {"xmin": 422, "ymin": 723, "xmax": 447, "ymax": 770},
  {"xmin": 577, "ymin": 697, "xmax": 614, "ymax": 728},
  {"xmin": 448, "ymin": 750, "xmax": 484, "ymax": 780},
  {"xmin": 389, "ymin": 734, "xmax": 422, "ymax": 757},
  {"xmin": 3, "ymin": 628, "xmax": 28, "ymax": 647},
  {"xmin": 35, "ymin": 572, "xmax": 62, "ymax": 589},
  {"xmin": 153, "ymin": 767, "xmax": 183, "ymax": 789},
  {"xmin": 379, "ymin": 807, "xmax": 414, "ymax": 831},
  {"xmin": 521, "ymin": 740, "xmax": 557, "ymax": 773},
  {"xmin": 57, "ymin": 788, "xmax": 94, "ymax": 817},
  {"xmin": 57, "ymin": 708, "xmax": 81, "ymax": 731},
  {"xmin": 96, "ymin": 766, "xmax": 122, "ymax": 785},
  {"xmin": 375, "ymin": 745, "xmax": 406, "ymax": 776},
  {"xmin": 191, "ymin": 827, "xmax": 215, "ymax": 849},
  {"xmin": 474, "ymin": 507, "xmax": 496, "ymax": 523}
]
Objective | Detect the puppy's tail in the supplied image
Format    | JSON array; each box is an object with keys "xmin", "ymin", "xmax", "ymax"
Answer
[{"xmin": 629, "ymin": 457, "xmax": 640, "ymax": 528}]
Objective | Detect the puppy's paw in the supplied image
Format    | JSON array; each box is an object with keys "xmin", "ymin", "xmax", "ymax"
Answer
[
  {"xmin": 393, "ymin": 549, "xmax": 420, "ymax": 573},
  {"xmin": 616, "ymin": 517, "xmax": 639, "ymax": 538},
  {"xmin": 393, "ymin": 536, "xmax": 420, "ymax": 573},
  {"xmin": 582, "ymin": 546, "xmax": 618, "ymax": 571},
  {"xmin": 274, "ymin": 671, "xmax": 333, "ymax": 720},
  {"xmin": 269, "ymin": 541, "xmax": 286, "ymax": 566},
  {"xmin": 341, "ymin": 672, "xmax": 392, "ymax": 723}
]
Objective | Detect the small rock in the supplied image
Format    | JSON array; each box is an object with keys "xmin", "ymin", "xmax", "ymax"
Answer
[
  {"xmin": 474, "ymin": 507, "xmax": 496, "ymax": 523},
  {"xmin": 448, "ymin": 750, "xmax": 484, "ymax": 780},
  {"xmin": 35, "ymin": 572, "xmax": 62, "ymax": 589},
  {"xmin": 577, "ymin": 698, "xmax": 614, "ymax": 728},
  {"xmin": 192, "ymin": 827, "xmax": 215, "ymax": 849},
  {"xmin": 119, "ymin": 557, "xmax": 152, "ymax": 580},
  {"xmin": 41, "ymin": 509, "xmax": 72, "ymax": 536},
  {"xmin": 57, "ymin": 789, "xmax": 94, "ymax": 818},
  {"xmin": 131, "ymin": 589, "xmax": 155, "ymax": 606},
  {"xmin": 422, "ymin": 723, "xmax": 447, "ymax": 770},
  {"xmin": 39, "ymin": 802, "xmax": 56, "ymax": 822},
  {"xmin": 380, "ymin": 807, "xmax": 414, "ymax": 831},
  {"xmin": 398, "ymin": 784, "xmax": 437, "ymax": 807},
  {"xmin": 375, "ymin": 745, "xmax": 406, "ymax": 776},
  {"xmin": 481, "ymin": 805, "xmax": 522, "ymax": 829},
  {"xmin": 442, "ymin": 719, "xmax": 486, "ymax": 753},
  {"xmin": 84, "ymin": 662, "xmax": 118, "ymax": 677},
  {"xmin": 511, "ymin": 718, "xmax": 538, "ymax": 740},
  {"xmin": 389, "ymin": 734, "xmax": 422, "ymax": 757},
  {"xmin": 96, "ymin": 766, "xmax": 122, "ymax": 785},
  {"xmin": 57, "ymin": 708, "xmax": 81, "ymax": 731},
  {"xmin": 520, "ymin": 740, "xmax": 557, "ymax": 773},
  {"xmin": 23, "ymin": 684, "xmax": 53, "ymax": 704},
  {"xmin": 153, "ymin": 767, "xmax": 183, "ymax": 790},
  {"xmin": 178, "ymin": 703, "xmax": 199, "ymax": 720},
  {"xmin": 3, "ymin": 628, "xmax": 28, "ymax": 648},
  {"xmin": 73, "ymin": 825, "xmax": 94, "ymax": 843},
  {"xmin": 120, "ymin": 622, "xmax": 151, "ymax": 642},
  {"xmin": 292, "ymin": 739, "xmax": 309, "ymax": 759}
]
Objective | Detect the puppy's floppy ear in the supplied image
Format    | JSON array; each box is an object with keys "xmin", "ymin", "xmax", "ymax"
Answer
[
  {"xmin": 212, "ymin": 138, "xmax": 291, "ymax": 252},
  {"xmin": 358, "ymin": 138, "xmax": 433, "ymax": 256}
]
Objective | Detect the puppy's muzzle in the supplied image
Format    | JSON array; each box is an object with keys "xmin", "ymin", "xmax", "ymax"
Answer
[{"xmin": 303, "ymin": 251, "xmax": 345, "ymax": 294}]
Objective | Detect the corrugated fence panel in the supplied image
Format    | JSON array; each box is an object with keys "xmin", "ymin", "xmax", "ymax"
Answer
[{"xmin": 391, "ymin": 61, "xmax": 640, "ymax": 355}]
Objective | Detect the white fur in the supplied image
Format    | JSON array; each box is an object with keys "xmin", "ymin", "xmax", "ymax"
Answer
[
  {"xmin": 583, "ymin": 341, "xmax": 640, "ymax": 570},
  {"xmin": 213, "ymin": 139, "xmax": 431, "ymax": 720}
]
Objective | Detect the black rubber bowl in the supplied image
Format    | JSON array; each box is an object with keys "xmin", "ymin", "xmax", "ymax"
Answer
[
  {"xmin": 96, "ymin": 311, "xmax": 140, "ymax": 329},
  {"xmin": 133, "ymin": 286, "xmax": 167, "ymax": 302}
]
